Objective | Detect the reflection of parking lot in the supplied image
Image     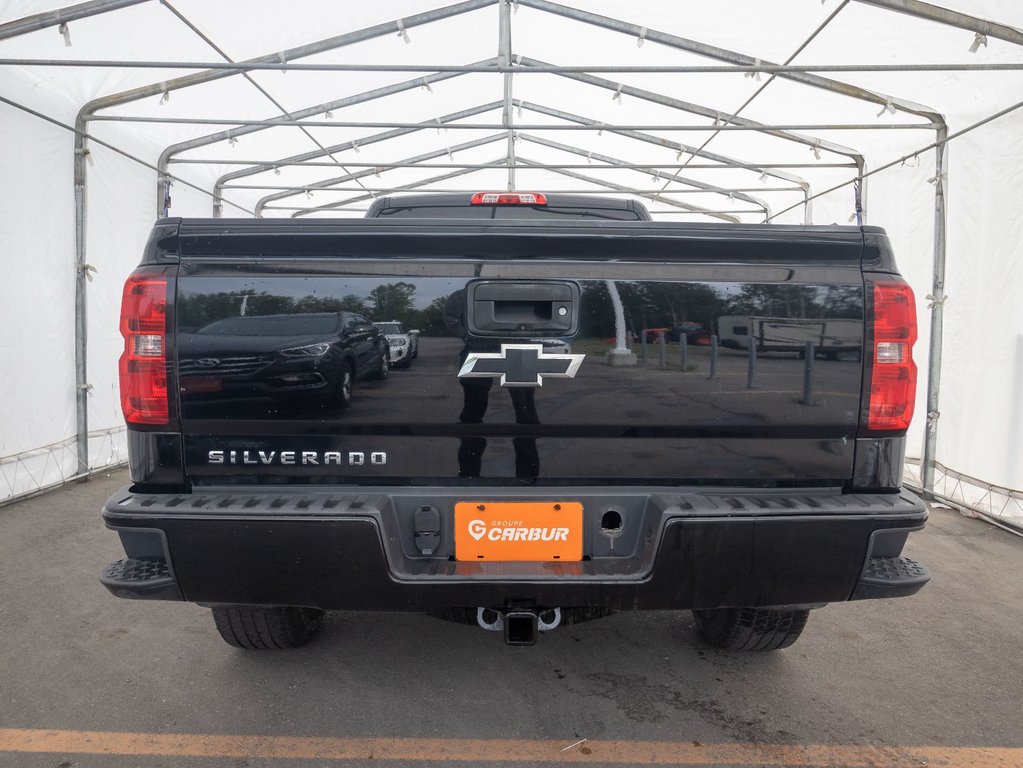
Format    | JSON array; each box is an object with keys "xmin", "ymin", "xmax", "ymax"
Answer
[
  {"xmin": 354, "ymin": 335, "xmax": 860, "ymax": 429},
  {"xmin": 341, "ymin": 336, "xmax": 861, "ymax": 481}
]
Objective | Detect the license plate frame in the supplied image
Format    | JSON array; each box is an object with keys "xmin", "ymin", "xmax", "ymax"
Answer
[{"xmin": 454, "ymin": 501, "xmax": 583, "ymax": 562}]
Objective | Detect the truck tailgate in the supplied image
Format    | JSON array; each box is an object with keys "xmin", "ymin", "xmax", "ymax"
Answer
[{"xmin": 172, "ymin": 222, "xmax": 864, "ymax": 487}]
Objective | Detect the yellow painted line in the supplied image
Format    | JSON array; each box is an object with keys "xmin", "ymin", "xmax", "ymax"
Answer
[{"xmin": 1, "ymin": 729, "xmax": 1021, "ymax": 767}]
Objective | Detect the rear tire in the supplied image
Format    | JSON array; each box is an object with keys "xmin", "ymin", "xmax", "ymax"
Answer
[
  {"xmin": 335, "ymin": 363, "xmax": 354, "ymax": 408},
  {"xmin": 693, "ymin": 606, "xmax": 810, "ymax": 651},
  {"xmin": 210, "ymin": 605, "xmax": 325, "ymax": 650},
  {"xmin": 368, "ymin": 348, "xmax": 390, "ymax": 380}
]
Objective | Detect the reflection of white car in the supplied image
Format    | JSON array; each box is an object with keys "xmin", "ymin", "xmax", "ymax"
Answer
[
  {"xmin": 536, "ymin": 338, "xmax": 572, "ymax": 355},
  {"xmin": 373, "ymin": 321, "xmax": 420, "ymax": 368}
]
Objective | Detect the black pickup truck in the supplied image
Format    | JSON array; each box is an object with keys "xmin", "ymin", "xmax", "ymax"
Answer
[{"xmin": 101, "ymin": 192, "xmax": 929, "ymax": 651}]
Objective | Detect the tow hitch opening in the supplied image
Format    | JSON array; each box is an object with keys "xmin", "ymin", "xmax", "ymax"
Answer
[{"xmin": 476, "ymin": 607, "xmax": 562, "ymax": 645}]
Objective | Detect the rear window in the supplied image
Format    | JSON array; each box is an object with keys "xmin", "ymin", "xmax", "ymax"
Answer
[
  {"xmin": 374, "ymin": 322, "xmax": 403, "ymax": 334},
  {"xmin": 372, "ymin": 205, "xmax": 642, "ymax": 221}
]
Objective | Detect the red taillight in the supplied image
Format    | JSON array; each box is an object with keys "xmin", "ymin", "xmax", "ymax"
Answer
[
  {"xmin": 868, "ymin": 281, "xmax": 918, "ymax": 431},
  {"xmin": 470, "ymin": 192, "xmax": 548, "ymax": 205},
  {"xmin": 119, "ymin": 274, "xmax": 169, "ymax": 424}
]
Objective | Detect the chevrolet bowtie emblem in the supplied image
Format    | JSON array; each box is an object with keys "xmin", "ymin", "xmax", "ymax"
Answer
[{"xmin": 458, "ymin": 344, "xmax": 584, "ymax": 388}]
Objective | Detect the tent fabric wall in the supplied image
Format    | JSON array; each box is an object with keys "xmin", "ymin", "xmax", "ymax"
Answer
[
  {"xmin": 0, "ymin": 0, "xmax": 1020, "ymax": 528},
  {"xmin": 0, "ymin": 94, "xmax": 78, "ymax": 500}
]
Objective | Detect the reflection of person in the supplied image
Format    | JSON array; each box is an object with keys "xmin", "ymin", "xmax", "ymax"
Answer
[{"xmin": 444, "ymin": 289, "xmax": 540, "ymax": 483}]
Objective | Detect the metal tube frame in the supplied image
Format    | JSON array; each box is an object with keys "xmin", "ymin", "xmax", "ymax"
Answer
[
  {"xmin": 248, "ymin": 131, "xmax": 786, "ymax": 215},
  {"xmin": 2, "ymin": 0, "xmax": 1013, "ymax": 495},
  {"xmin": 216, "ymin": 102, "xmax": 503, "ymax": 216},
  {"xmin": 517, "ymin": 159, "xmax": 744, "ymax": 223},
  {"xmin": 253, "ymin": 133, "xmax": 508, "ymax": 215},
  {"xmin": 177, "ymin": 160, "xmax": 856, "ymax": 170},
  {"xmin": 855, "ymin": 0, "xmax": 1023, "ymax": 46},
  {"xmin": 290, "ymin": 161, "xmax": 507, "ymax": 217},
  {"xmin": 5, "ymin": 59, "xmax": 1023, "ymax": 73},
  {"xmin": 515, "ymin": 133, "xmax": 772, "ymax": 218},
  {"xmin": 89, "ymin": 115, "xmax": 937, "ymax": 131},
  {"xmin": 0, "ymin": 0, "xmax": 148, "ymax": 41}
]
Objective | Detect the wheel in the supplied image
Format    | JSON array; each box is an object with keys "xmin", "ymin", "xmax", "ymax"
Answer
[
  {"xmin": 210, "ymin": 605, "xmax": 325, "ymax": 650},
  {"xmin": 368, "ymin": 348, "xmax": 389, "ymax": 380},
  {"xmin": 692, "ymin": 606, "xmax": 810, "ymax": 651},
  {"xmin": 335, "ymin": 363, "xmax": 354, "ymax": 408}
]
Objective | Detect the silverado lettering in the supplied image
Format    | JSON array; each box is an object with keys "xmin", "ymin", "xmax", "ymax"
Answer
[{"xmin": 208, "ymin": 450, "xmax": 387, "ymax": 466}]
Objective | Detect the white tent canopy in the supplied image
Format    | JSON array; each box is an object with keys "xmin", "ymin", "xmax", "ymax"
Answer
[{"xmin": 1, "ymin": 0, "xmax": 1021, "ymax": 529}]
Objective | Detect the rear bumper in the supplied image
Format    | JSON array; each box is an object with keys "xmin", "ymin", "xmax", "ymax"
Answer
[{"xmin": 100, "ymin": 485, "xmax": 928, "ymax": 611}]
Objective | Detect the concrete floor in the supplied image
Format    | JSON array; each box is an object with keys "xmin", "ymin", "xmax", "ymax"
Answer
[{"xmin": 1, "ymin": 469, "xmax": 1021, "ymax": 767}]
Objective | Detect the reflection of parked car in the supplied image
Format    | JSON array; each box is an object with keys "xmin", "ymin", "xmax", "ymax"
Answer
[
  {"xmin": 178, "ymin": 312, "xmax": 389, "ymax": 408},
  {"xmin": 536, "ymin": 338, "xmax": 572, "ymax": 355},
  {"xmin": 372, "ymin": 321, "xmax": 419, "ymax": 368},
  {"xmin": 668, "ymin": 322, "xmax": 712, "ymax": 346}
]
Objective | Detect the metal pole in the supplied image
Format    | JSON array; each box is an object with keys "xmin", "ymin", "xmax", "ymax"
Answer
[
  {"xmin": 0, "ymin": 0, "xmax": 147, "ymax": 41},
  {"xmin": 518, "ymin": 55, "xmax": 871, "ymax": 182},
  {"xmin": 156, "ymin": 62, "xmax": 498, "ymax": 216},
  {"xmin": 680, "ymin": 335, "xmax": 688, "ymax": 372},
  {"xmin": 658, "ymin": 332, "xmax": 667, "ymax": 368},
  {"xmin": 174, "ymin": 160, "xmax": 854, "ymax": 170},
  {"xmin": 769, "ymin": 99, "xmax": 1023, "ymax": 223},
  {"xmin": 93, "ymin": 115, "xmax": 935, "ymax": 131},
  {"xmin": 265, "ymin": 205, "xmax": 769, "ymax": 214},
  {"xmin": 855, "ymin": 0, "xmax": 1023, "ymax": 47},
  {"xmin": 708, "ymin": 336, "xmax": 718, "ymax": 379},
  {"xmin": 253, "ymin": 133, "xmax": 507, "ymax": 214},
  {"xmin": 747, "ymin": 341, "xmax": 757, "ymax": 389},
  {"xmin": 517, "ymin": 134, "xmax": 772, "ymax": 217},
  {"xmin": 521, "ymin": 102, "xmax": 815, "ymax": 199},
  {"xmin": 516, "ymin": 1, "xmax": 945, "ymax": 127},
  {"xmin": 73, "ymin": 137, "xmax": 89, "ymax": 479},
  {"xmin": 232, "ymin": 182, "xmax": 803, "ymax": 193},
  {"xmin": 70, "ymin": 1, "xmax": 498, "ymax": 216},
  {"xmin": 5, "ymin": 59, "xmax": 1023, "ymax": 73},
  {"xmin": 212, "ymin": 102, "xmax": 501, "ymax": 217},
  {"xmin": 640, "ymin": 330, "xmax": 648, "ymax": 362},
  {"xmin": 291, "ymin": 161, "xmax": 506, "ymax": 216},
  {"xmin": 498, "ymin": 0, "xmax": 515, "ymax": 191},
  {"xmin": 237, "ymin": 184, "xmax": 798, "ymax": 195},
  {"xmin": 922, "ymin": 127, "xmax": 949, "ymax": 498},
  {"xmin": 159, "ymin": 0, "xmax": 376, "ymax": 211},
  {"xmin": 801, "ymin": 342, "xmax": 816, "ymax": 406},
  {"xmin": 517, "ymin": 159, "xmax": 742, "ymax": 222}
]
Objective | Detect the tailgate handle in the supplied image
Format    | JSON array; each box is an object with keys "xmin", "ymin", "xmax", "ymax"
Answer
[{"xmin": 466, "ymin": 280, "xmax": 579, "ymax": 337}]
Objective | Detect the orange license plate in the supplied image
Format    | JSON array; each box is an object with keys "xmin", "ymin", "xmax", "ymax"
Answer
[{"xmin": 454, "ymin": 501, "xmax": 583, "ymax": 562}]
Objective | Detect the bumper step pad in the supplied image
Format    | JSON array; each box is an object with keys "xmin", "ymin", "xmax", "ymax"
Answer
[
  {"xmin": 100, "ymin": 557, "xmax": 181, "ymax": 601},
  {"xmin": 851, "ymin": 556, "xmax": 930, "ymax": 600}
]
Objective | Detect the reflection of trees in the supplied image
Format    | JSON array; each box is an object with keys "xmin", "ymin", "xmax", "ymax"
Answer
[
  {"xmin": 416, "ymin": 296, "xmax": 450, "ymax": 336},
  {"xmin": 580, "ymin": 280, "xmax": 724, "ymax": 336},
  {"xmin": 725, "ymin": 285, "xmax": 860, "ymax": 320},
  {"xmin": 295, "ymin": 294, "xmax": 370, "ymax": 315},
  {"xmin": 178, "ymin": 281, "xmax": 864, "ymax": 339},
  {"xmin": 578, "ymin": 281, "xmax": 859, "ymax": 339},
  {"xmin": 179, "ymin": 290, "xmax": 372, "ymax": 331},
  {"xmin": 368, "ymin": 282, "xmax": 417, "ymax": 325},
  {"xmin": 179, "ymin": 283, "xmax": 431, "ymax": 333}
]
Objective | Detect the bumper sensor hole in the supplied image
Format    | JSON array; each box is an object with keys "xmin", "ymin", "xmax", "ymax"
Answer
[{"xmin": 601, "ymin": 509, "xmax": 623, "ymax": 533}]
